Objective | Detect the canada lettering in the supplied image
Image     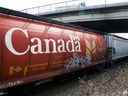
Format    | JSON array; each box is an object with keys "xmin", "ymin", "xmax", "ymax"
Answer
[{"xmin": 5, "ymin": 27, "xmax": 81, "ymax": 55}]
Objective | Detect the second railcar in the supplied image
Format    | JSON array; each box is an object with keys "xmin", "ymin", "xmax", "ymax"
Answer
[{"xmin": 108, "ymin": 35, "xmax": 128, "ymax": 60}]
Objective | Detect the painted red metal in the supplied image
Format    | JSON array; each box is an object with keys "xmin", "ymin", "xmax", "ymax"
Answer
[{"xmin": 0, "ymin": 13, "xmax": 107, "ymax": 89}]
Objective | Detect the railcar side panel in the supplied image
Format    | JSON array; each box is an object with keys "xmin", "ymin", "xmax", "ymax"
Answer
[
  {"xmin": 110, "ymin": 35, "xmax": 128, "ymax": 60},
  {"xmin": 83, "ymin": 33, "xmax": 107, "ymax": 65},
  {"xmin": 47, "ymin": 26, "xmax": 65, "ymax": 71},
  {"xmin": 0, "ymin": 13, "xmax": 107, "ymax": 89},
  {"xmin": 28, "ymin": 22, "xmax": 50, "ymax": 76},
  {"xmin": 0, "ymin": 15, "xmax": 30, "ymax": 79}
]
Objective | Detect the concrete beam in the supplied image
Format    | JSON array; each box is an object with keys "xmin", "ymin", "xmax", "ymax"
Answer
[{"xmin": 52, "ymin": 8, "xmax": 128, "ymax": 23}]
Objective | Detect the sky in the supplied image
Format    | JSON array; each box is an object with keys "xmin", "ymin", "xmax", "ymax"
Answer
[
  {"xmin": 0, "ymin": 0, "xmax": 128, "ymax": 11},
  {"xmin": 112, "ymin": 33, "xmax": 128, "ymax": 39},
  {"xmin": 0, "ymin": 0, "xmax": 68, "ymax": 11}
]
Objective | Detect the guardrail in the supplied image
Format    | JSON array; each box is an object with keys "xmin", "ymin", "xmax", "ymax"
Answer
[{"xmin": 21, "ymin": 0, "xmax": 128, "ymax": 16}]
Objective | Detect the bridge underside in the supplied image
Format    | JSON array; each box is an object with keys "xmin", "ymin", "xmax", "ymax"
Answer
[
  {"xmin": 40, "ymin": 5, "xmax": 128, "ymax": 33},
  {"xmin": 71, "ymin": 19, "xmax": 128, "ymax": 33}
]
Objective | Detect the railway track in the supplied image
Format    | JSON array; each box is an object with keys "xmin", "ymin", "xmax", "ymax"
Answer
[{"xmin": 6, "ymin": 58, "xmax": 128, "ymax": 96}]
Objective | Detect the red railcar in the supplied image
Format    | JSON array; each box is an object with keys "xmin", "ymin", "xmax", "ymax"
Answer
[{"xmin": 0, "ymin": 7, "xmax": 107, "ymax": 89}]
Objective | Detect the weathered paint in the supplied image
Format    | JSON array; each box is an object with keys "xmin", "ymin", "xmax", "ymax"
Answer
[{"xmin": 0, "ymin": 13, "xmax": 107, "ymax": 89}]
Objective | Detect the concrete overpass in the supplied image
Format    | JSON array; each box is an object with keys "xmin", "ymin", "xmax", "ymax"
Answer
[
  {"xmin": 44, "ymin": 6, "xmax": 128, "ymax": 23},
  {"xmin": 21, "ymin": 0, "xmax": 128, "ymax": 33},
  {"xmin": 40, "ymin": 5, "xmax": 128, "ymax": 33}
]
